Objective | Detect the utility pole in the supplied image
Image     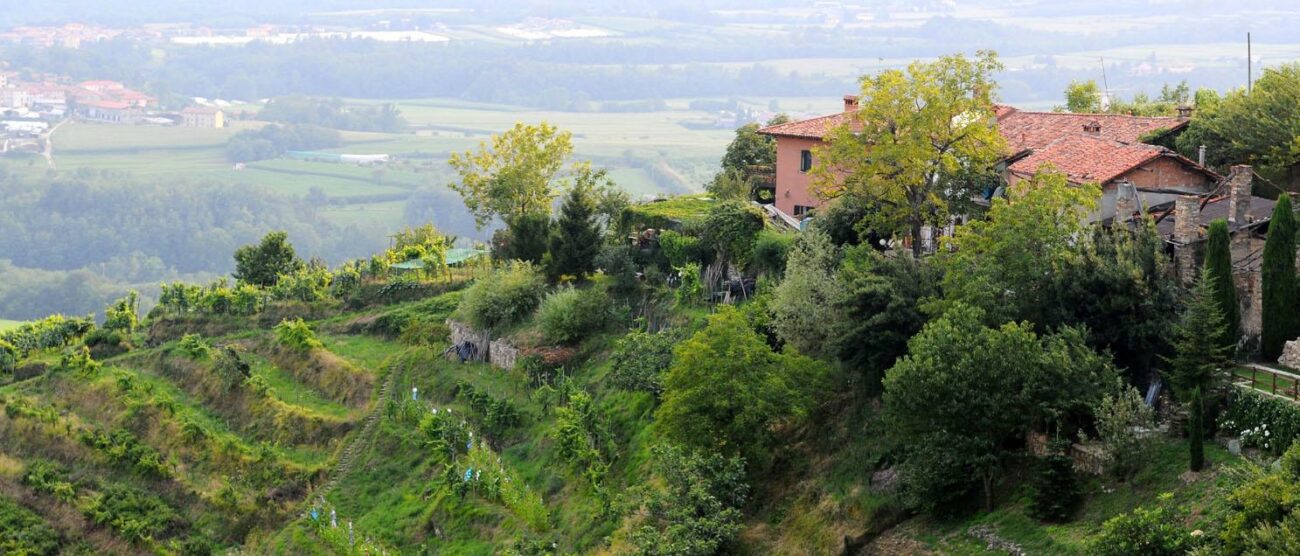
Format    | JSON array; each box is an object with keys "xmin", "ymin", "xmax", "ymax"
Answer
[
  {"xmin": 1099, "ymin": 57, "xmax": 1110, "ymax": 110},
  {"xmin": 1248, "ymin": 32, "xmax": 1253, "ymax": 94}
]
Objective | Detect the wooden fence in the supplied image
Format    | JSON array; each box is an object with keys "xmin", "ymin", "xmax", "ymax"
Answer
[{"xmin": 1234, "ymin": 363, "xmax": 1300, "ymax": 402}]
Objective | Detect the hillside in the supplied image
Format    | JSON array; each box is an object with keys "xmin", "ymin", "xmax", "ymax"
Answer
[{"xmin": 2, "ymin": 192, "xmax": 1300, "ymax": 555}]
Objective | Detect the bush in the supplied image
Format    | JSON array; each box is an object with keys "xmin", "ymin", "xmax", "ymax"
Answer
[
  {"xmin": 83, "ymin": 483, "xmax": 181, "ymax": 543},
  {"xmin": 658, "ymin": 230, "xmax": 705, "ymax": 270},
  {"xmin": 675, "ymin": 263, "xmax": 704, "ymax": 306},
  {"xmin": 536, "ymin": 286, "xmax": 612, "ymax": 344},
  {"xmin": 596, "ymin": 244, "xmax": 640, "ymax": 298},
  {"xmin": 84, "ymin": 327, "xmax": 130, "ymax": 359},
  {"xmin": 749, "ymin": 229, "xmax": 794, "ymax": 278},
  {"xmin": 1223, "ymin": 388, "xmax": 1300, "ymax": 455},
  {"xmin": 458, "ymin": 262, "xmax": 546, "ymax": 330},
  {"xmin": 0, "ymin": 339, "xmax": 18, "ymax": 375},
  {"xmin": 274, "ymin": 318, "xmax": 322, "ymax": 351},
  {"xmin": 1028, "ymin": 440, "xmax": 1081, "ymax": 522},
  {"xmin": 609, "ymin": 329, "xmax": 676, "ymax": 396},
  {"xmin": 177, "ymin": 334, "xmax": 213, "ymax": 360},
  {"xmin": 1090, "ymin": 497, "xmax": 1198, "ymax": 556},
  {"xmin": 0, "ymin": 496, "xmax": 61, "ymax": 555}
]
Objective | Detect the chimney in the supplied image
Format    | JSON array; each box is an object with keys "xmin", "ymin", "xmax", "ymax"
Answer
[
  {"xmin": 1114, "ymin": 180, "xmax": 1138, "ymax": 225},
  {"xmin": 1177, "ymin": 105, "xmax": 1193, "ymax": 119},
  {"xmin": 1198, "ymin": 145, "xmax": 1206, "ymax": 166},
  {"xmin": 1082, "ymin": 120, "xmax": 1101, "ymax": 134},
  {"xmin": 1174, "ymin": 195, "xmax": 1201, "ymax": 284},
  {"xmin": 843, "ymin": 94, "xmax": 859, "ymax": 112},
  {"xmin": 1227, "ymin": 164, "xmax": 1254, "ymax": 226}
]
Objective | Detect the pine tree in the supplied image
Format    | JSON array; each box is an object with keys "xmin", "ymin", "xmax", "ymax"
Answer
[
  {"xmin": 1262, "ymin": 194, "xmax": 1297, "ymax": 360},
  {"xmin": 1203, "ymin": 219, "xmax": 1239, "ymax": 350},
  {"xmin": 1162, "ymin": 270, "xmax": 1231, "ymax": 472},
  {"xmin": 547, "ymin": 182, "xmax": 601, "ymax": 282}
]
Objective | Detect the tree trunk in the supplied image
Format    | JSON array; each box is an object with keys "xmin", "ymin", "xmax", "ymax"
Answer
[
  {"xmin": 910, "ymin": 219, "xmax": 924, "ymax": 258},
  {"xmin": 982, "ymin": 472, "xmax": 995, "ymax": 512}
]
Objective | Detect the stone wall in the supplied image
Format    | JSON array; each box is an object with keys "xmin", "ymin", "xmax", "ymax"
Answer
[
  {"xmin": 489, "ymin": 339, "xmax": 520, "ymax": 370},
  {"xmin": 446, "ymin": 319, "xmax": 489, "ymax": 362}
]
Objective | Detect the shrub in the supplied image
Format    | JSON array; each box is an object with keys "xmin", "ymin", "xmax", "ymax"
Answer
[
  {"xmin": 1222, "ymin": 388, "xmax": 1300, "ymax": 455},
  {"xmin": 458, "ymin": 262, "xmax": 547, "ymax": 330},
  {"xmin": 626, "ymin": 444, "xmax": 748, "ymax": 554},
  {"xmin": 103, "ymin": 291, "xmax": 140, "ymax": 333},
  {"xmin": 177, "ymin": 334, "xmax": 213, "ymax": 360},
  {"xmin": 536, "ymin": 286, "xmax": 612, "ymax": 345},
  {"xmin": 1090, "ymin": 496, "xmax": 1198, "ymax": 556},
  {"xmin": 0, "ymin": 339, "xmax": 17, "ymax": 375},
  {"xmin": 609, "ymin": 329, "xmax": 676, "ymax": 396},
  {"xmin": 596, "ymin": 244, "xmax": 640, "ymax": 298},
  {"xmin": 1028, "ymin": 439, "xmax": 1081, "ymax": 522},
  {"xmin": 749, "ymin": 229, "xmax": 794, "ymax": 278},
  {"xmin": 455, "ymin": 380, "xmax": 522, "ymax": 437},
  {"xmin": 0, "ymin": 496, "xmax": 60, "ymax": 555},
  {"xmin": 274, "ymin": 318, "xmax": 322, "ymax": 351},
  {"xmin": 675, "ymin": 263, "xmax": 704, "ymax": 306},
  {"xmin": 84, "ymin": 483, "xmax": 181, "ymax": 543},
  {"xmin": 22, "ymin": 459, "xmax": 76, "ymax": 503},
  {"xmin": 658, "ymin": 230, "xmax": 704, "ymax": 269}
]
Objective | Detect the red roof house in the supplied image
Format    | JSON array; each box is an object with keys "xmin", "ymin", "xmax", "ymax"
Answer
[{"xmin": 757, "ymin": 96, "xmax": 1214, "ymax": 222}]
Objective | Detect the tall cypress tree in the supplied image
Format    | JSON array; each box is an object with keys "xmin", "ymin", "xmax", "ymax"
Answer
[
  {"xmin": 1204, "ymin": 219, "xmax": 1240, "ymax": 351},
  {"xmin": 1262, "ymin": 194, "xmax": 1297, "ymax": 360},
  {"xmin": 547, "ymin": 183, "xmax": 601, "ymax": 282}
]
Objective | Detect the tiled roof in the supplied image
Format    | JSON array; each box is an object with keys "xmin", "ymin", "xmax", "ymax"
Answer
[
  {"xmin": 1006, "ymin": 133, "xmax": 1168, "ymax": 185},
  {"xmin": 996, "ymin": 108, "xmax": 1186, "ymax": 153},
  {"xmin": 757, "ymin": 112, "xmax": 853, "ymax": 139},
  {"xmin": 82, "ymin": 99, "xmax": 131, "ymax": 110}
]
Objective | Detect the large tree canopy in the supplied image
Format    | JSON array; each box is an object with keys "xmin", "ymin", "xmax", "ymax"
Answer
[
  {"xmin": 448, "ymin": 122, "xmax": 574, "ymax": 229},
  {"xmin": 812, "ymin": 50, "xmax": 1006, "ymax": 256},
  {"xmin": 884, "ymin": 303, "xmax": 1114, "ymax": 512},
  {"xmin": 1176, "ymin": 64, "xmax": 1300, "ymax": 184}
]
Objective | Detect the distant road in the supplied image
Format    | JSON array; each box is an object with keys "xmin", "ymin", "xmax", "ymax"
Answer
[{"xmin": 43, "ymin": 119, "xmax": 68, "ymax": 170}]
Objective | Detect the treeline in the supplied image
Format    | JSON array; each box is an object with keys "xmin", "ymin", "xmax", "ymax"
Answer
[
  {"xmin": 0, "ymin": 172, "xmax": 387, "ymax": 319},
  {"xmin": 225, "ymin": 123, "xmax": 341, "ymax": 162},
  {"xmin": 257, "ymin": 96, "xmax": 407, "ymax": 132}
]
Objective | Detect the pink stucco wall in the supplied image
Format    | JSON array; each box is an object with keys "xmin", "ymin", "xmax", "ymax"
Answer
[{"xmin": 773, "ymin": 136, "xmax": 827, "ymax": 217}]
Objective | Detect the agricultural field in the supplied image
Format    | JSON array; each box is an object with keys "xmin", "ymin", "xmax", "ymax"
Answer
[
  {"xmin": 2, "ymin": 97, "xmax": 824, "ymax": 238},
  {"xmin": 0, "ymin": 319, "xmax": 22, "ymax": 332}
]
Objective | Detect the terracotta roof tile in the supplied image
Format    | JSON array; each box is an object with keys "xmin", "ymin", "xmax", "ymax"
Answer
[
  {"xmin": 1006, "ymin": 133, "xmax": 1167, "ymax": 184},
  {"xmin": 757, "ymin": 112, "xmax": 853, "ymax": 138},
  {"xmin": 997, "ymin": 110, "xmax": 1186, "ymax": 153}
]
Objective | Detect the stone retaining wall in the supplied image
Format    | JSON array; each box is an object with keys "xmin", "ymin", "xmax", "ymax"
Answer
[
  {"xmin": 446, "ymin": 320, "xmax": 489, "ymax": 362},
  {"xmin": 489, "ymin": 339, "xmax": 520, "ymax": 370}
]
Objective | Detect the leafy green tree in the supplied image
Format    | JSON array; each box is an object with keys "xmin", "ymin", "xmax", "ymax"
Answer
[
  {"xmin": 939, "ymin": 169, "xmax": 1100, "ymax": 325},
  {"xmin": 883, "ymin": 304, "xmax": 1113, "ymax": 511},
  {"xmin": 609, "ymin": 329, "xmax": 677, "ymax": 397},
  {"xmin": 813, "ymin": 51, "xmax": 1006, "ymax": 256},
  {"xmin": 1064, "ymin": 80, "xmax": 1101, "ymax": 112},
  {"xmin": 457, "ymin": 262, "xmax": 546, "ymax": 330},
  {"xmin": 1204, "ymin": 219, "xmax": 1240, "ymax": 349},
  {"xmin": 1044, "ymin": 223, "xmax": 1180, "ymax": 382},
  {"xmin": 626, "ymin": 444, "xmax": 748, "ymax": 555},
  {"xmin": 448, "ymin": 122, "xmax": 573, "ymax": 229},
  {"xmin": 1262, "ymin": 194, "xmax": 1297, "ymax": 360},
  {"xmin": 1093, "ymin": 380, "xmax": 1156, "ymax": 483},
  {"xmin": 656, "ymin": 307, "xmax": 829, "ymax": 464},
  {"xmin": 835, "ymin": 245, "xmax": 941, "ymax": 393},
  {"xmin": 103, "ymin": 290, "xmax": 139, "ymax": 333},
  {"xmin": 1176, "ymin": 65, "xmax": 1300, "ymax": 181},
  {"xmin": 769, "ymin": 230, "xmax": 846, "ymax": 359},
  {"xmin": 707, "ymin": 114, "xmax": 789, "ymax": 201},
  {"xmin": 232, "ymin": 231, "xmax": 304, "ymax": 287},
  {"xmin": 547, "ymin": 167, "xmax": 604, "ymax": 281},
  {"xmin": 1162, "ymin": 271, "xmax": 1232, "ymax": 471}
]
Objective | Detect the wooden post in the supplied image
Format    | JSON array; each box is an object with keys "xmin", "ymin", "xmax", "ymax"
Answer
[{"xmin": 1273, "ymin": 372, "xmax": 1277, "ymax": 396}]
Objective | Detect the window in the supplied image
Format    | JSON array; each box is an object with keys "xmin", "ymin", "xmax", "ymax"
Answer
[
  {"xmin": 793, "ymin": 205, "xmax": 814, "ymax": 217},
  {"xmin": 800, "ymin": 150, "xmax": 813, "ymax": 173}
]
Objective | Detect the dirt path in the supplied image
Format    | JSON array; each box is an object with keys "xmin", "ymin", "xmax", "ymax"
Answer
[{"xmin": 42, "ymin": 119, "xmax": 68, "ymax": 170}]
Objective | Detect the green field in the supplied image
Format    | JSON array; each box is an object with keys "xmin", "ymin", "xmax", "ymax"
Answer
[
  {"xmin": 0, "ymin": 320, "xmax": 22, "ymax": 332},
  {"xmin": 2, "ymin": 97, "xmax": 819, "ymax": 241}
]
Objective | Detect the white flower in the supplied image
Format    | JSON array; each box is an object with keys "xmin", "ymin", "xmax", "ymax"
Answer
[{"xmin": 1266, "ymin": 430, "xmax": 1271, "ymax": 437}]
